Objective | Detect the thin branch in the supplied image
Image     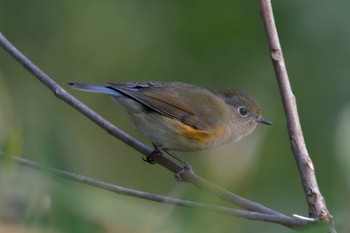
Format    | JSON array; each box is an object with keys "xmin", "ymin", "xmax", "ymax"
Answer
[
  {"xmin": 0, "ymin": 32, "xmax": 290, "ymax": 219},
  {"xmin": 0, "ymin": 27, "xmax": 327, "ymax": 230},
  {"xmin": 0, "ymin": 152, "xmax": 309, "ymax": 228},
  {"xmin": 259, "ymin": 0, "xmax": 335, "ymax": 232}
]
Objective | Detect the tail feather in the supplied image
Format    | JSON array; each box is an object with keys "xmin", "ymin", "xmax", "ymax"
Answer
[{"xmin": 67, "ymin": 82, "xmax": 122, "ymax": 96}]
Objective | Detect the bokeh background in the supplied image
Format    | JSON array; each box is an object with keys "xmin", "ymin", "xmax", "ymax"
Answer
[{"xmin": 1, "ymin": 1, "xmax": 349, "ymax": 232}]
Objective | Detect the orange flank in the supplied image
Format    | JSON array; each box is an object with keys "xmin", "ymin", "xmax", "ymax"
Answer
[{"xmin": 175, "ymin": 121, "xmax": 226, "ymax": 144}]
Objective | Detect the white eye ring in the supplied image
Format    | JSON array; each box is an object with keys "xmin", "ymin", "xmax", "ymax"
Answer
[{"xmin": 237, "ymin": 106, "xmax": 249, "ymax": 117}]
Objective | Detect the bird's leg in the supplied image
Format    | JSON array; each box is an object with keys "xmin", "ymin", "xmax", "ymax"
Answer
[
  {"xmin": 162, "ymin": 149, "xmax": 192, "ymax": 182},
  {"xmin": 144, "ymin": 144, "xmax": 192, "ymax": 181},
  {"xmin": 162, "ymin": 149, "xmax": 191, "ymax": 169}
]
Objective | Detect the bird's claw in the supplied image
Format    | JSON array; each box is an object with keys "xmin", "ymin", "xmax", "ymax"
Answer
[
  {"xmin": 142, "ymin": 155, "xmax": 156, "ymax": 164},
  {"xmin": 143, "ymin": 146, "xmax": 161, "ymax": 164},
  {"xmin": 174, "ymin": 164, "xmax": 192, "ymax": 182}
]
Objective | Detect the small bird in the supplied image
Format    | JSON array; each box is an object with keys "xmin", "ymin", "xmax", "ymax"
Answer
[{"xmin": 68, "ymin": 81, "xmax": 271, "ymax": 153}]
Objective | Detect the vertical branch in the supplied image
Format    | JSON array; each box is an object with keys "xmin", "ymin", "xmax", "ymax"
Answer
[{"xmin": 258, "ymin": 0, "xmax": 334, "ymax": 226}]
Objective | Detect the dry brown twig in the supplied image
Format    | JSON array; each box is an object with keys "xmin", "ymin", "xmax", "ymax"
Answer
[
  {"xmin": 259, "ymin": 0, "xmax": 335, "ymax": 232},
  {"xmin": 0, "ymin": 1, "xmax": 336, "ymax": 231},
  {"xmin": 0, "ymin": 32, "xmax": 307, "ymax": 230}
]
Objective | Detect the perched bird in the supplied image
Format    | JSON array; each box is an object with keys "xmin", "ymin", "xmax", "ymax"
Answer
[{"xmin": 68, "ymin": 81, "xmax": 271, "ymax": 152}]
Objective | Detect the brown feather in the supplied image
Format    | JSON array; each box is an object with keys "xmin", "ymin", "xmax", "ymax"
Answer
[{"xmin": 107, "ymin": 82, "xmax": 209, "ymax": 130}]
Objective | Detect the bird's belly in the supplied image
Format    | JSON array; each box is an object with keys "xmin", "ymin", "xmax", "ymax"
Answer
[{"xmin": 130, "ymin": 113, "xmax": 231, "ymax": 151}]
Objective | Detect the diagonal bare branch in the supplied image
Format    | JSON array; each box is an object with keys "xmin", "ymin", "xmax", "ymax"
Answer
[
  {"xmin": 0, "ymin": 152, "xmax": 309, "ymax": 228},
  {"xmin": 0, "ymin": 33, "xmax": 298, "ymax": 227}
]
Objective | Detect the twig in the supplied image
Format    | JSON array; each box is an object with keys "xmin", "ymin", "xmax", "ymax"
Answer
[
  {"xmin": 0, "ymin": 152, "xmax": 309, "ymax": 227},
  {"xmin": 0, "ymin": 32, "xmax": 290, "ymax": 219},
  {"xmin": 0, "ymin": 24, "xmax": 325, "ymax": 229},
  {"xmin": 0, "ymin": 33, "xmax": 309, "ymax": 229},
  {"xmin": 259, "ymin": 0, "xmax": 335, "ymax": 232}
]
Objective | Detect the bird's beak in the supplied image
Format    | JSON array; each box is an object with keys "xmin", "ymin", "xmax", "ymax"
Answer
[{"xmin": 257, "ymin": 118, "xmax": 273, "ymax": 125}]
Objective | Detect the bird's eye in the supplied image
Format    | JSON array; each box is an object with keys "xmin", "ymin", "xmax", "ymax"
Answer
[{"xmin": 238, "ymin": 106, "xmax": 248, "ymax": 117}]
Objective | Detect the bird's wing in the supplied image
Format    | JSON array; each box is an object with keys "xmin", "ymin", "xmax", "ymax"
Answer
[{"xmin": 107, "ymin": 82, "xmax": 209, "ymax": 131}]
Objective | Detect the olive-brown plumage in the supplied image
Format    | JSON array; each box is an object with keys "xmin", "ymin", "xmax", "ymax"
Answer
[{"xmin": 68, "ymin": 81, "xmax": 271, "ymax": 151}]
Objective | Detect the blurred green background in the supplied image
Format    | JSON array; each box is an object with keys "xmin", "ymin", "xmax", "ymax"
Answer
[{"xmin": 1, "ymin": 1, "xmax": 349, "ymax": 232}]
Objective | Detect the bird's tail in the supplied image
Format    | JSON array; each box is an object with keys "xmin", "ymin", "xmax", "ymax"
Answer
[{"xmin": 67, "ymin": 82, "xmax": 122, "ymax": 96}]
